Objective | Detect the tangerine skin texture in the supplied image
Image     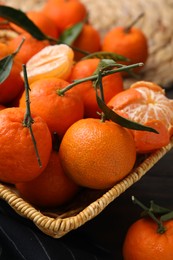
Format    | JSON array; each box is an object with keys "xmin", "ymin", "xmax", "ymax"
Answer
[
  {"xmin": 16, "ymin": 150, "xmax": 79, "ymax": 208},
  {"xmin": 69, "ymin": 58, "xmax": 123, "ymax": 118},
  {"xmin": 59, "ymin": 118, "xmax": 136, "ymax": 189},
  {"xmin": 123, "ymin": 218, "xmax": 173, "ymax": 260},
  {"xmin": 0, "ymin": 107, "xmax": 52, "ymax": 184},
  {"xmin": 19, "ymin": 77, "xmax": 84, "ymax": 138},
  {"xmin": 102, "ymin": 26, "xmax": 148, "ymax": 72}
]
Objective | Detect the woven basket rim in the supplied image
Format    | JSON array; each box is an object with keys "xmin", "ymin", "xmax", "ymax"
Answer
[{"xmin": 0, "ymin": 136, "xmax": 173, "ymax": 238}]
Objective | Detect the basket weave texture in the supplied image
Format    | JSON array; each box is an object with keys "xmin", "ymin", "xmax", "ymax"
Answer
[{"xmin": 0, "ymin": 137, "xmax": 173, "ymax": 238}]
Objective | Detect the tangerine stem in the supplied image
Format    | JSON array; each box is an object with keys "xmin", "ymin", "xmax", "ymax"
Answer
[
  {"xmin": 132, "ymin": 196, "xmax": 166, "ymax": 234},
  {"xmin": 95, "ymin": 70, "xmax": 107, "ymax": 122},
  {"xmin": 57, "ymin": 62, "xmax": 143, "ymax": 96},
  {"xmin": 22, "ymin": 64, "xmax": 42, "ymax": 168},
  {"xmin": 12, "ymin": 36, "xmax": 25, "ymax": 57},
  {"xmin": 125, "ymin": 12, "xmax": 145, "ymax": 33}
]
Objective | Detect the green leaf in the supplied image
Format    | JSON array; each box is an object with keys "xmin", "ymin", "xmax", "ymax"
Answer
[
  {"xmin": 95, "ymin": 73, "xmax": 158, "ymax": 132},
  {"xmin": 59, "ymin": 22, "xmax": 84, "ymax": 45},
  {"xmin": 150, "ymin": 200, "xmax": 171, "ymax": 215},
  {"xmin": 0, "ymin": 55, "xmax": 13, "ymax": 83},
  {"xmin": 82, "ymin": 51, "xmax": 129, "ymax": 62},
  {"xmin": 97, "ymin": 95, "xmax": 158, "ymax": 132},
  {"xmin": 160, "ymin": 211, "xmax": 173, "ymax": 222},
  {"xmin": 93, "ymin": 59, "xmax": 118, "ymax": 75},
  {"xmin": 0, "ymin": 37, "xmax": 25, "ymax": 84},
  {"xmin": 0, "ymin": 5, "xmax": 46, "ymax": 40}
]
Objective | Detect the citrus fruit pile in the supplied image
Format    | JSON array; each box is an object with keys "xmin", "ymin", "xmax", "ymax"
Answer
[{"xmin": 0, "ymin": 0, "xmax": 172, "ymax": 209}]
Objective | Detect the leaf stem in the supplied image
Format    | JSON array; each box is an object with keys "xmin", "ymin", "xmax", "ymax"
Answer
[
  {"xmin": 12, "ymin": 36, "xmax": 25, "ymax": 57},
  {"xmin": 57, "ymin": 62, "xmax": 143, "ymax": 96},
  {"xmin": 132, "ymin": 196, "xmax": 166, "ymax": 234},
  {"xmin": 22, "ymin": 64, "xmax": 42, "ymax": 168}
]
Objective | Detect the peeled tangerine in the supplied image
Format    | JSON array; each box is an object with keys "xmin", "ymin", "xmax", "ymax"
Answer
[
  {"xmin": 21, "ymin": 44, "xmax": 74, "ymax": 84},
  {"xmin": 107, "ymin": 81, "xmax": 173, "ymax": 153}
]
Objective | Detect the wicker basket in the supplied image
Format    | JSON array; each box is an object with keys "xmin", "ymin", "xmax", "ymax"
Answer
[{"xmin": 0, "ymin": 136, "xmax": 173, "ymax": 238}]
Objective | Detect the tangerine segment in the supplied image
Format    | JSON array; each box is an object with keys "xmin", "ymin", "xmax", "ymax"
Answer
[
  {"xmin": 21, "ymin": 44, "xmax": 74, "ymax": 84},
  {"xmin": 59, "ymin": 118, "xmax": 136, "ymax": 189},
  {"xmin": 0, "ymin": 107, "xmax": 52, "ymax": 184}
]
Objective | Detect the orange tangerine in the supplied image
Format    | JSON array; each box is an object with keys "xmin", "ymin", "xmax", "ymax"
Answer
[
  {"xmin": 41, "ymin": 0, "xmax": 87, "ymax": 33},
  {"xmin": 68, "ymin": 58, "xmax": 124, "ymax": 118},
  {"xmin": 59, "ymin": 118, "xmax": 136, "ymax": 189},
  {"xmin": 16, "ymin": 150, "xmax": 79, "ymax": 208},
  {"xmin": 10, "ymin": 10, "xmax": 59, "ymax": 39},
  {"xmin": 19, "ymin": 77, "xmax": 84, "ymax": 138},
  {"xmin": 8, "ymin": 33, "xmax": 50, "ymax": 64},
  {"xmin": 0, "ymin": 107, "xmax": 52, "ymax": 184},
  {"xmin": 108, "ymin": 81, "xmax": 173, "ymax": 153}
]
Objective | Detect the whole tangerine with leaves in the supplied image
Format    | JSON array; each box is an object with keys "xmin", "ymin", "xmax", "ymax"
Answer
[
  {"xmin": 59, "ymin": 118, "xmax": 136, "ymax": 189},
  {"xmin": 19, "ymin": 77, "xmax": 84, "ymax": 138},
  {"xmin": 107, "ymin": 81, "xmax": 173, "ymax": 153},
  {"xmin": 123, "ymin": 216, "xmax": 173, "ymax": 260},
  {"xmin": 0, "ymin": 107, "xmax": 52, "ymax": 184},
  {"xmin": 16, "ymin": 149, "xmax": 79, "ymax": 208},
  {"xmin": 68, "ymin": 58, "xmax": 124, "ymax": 118}
]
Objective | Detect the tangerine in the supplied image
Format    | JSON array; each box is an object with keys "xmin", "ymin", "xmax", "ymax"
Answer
[
  {"xmin": 123, "ymin": 217, "xmax": 173, "ymax": 260},
  {"xmin": 107, "ymin": 81, "xmax": 173, "ymax": 153},
  {"xmin": 102, "ymin": 25, "xmax": 148, "ymax": 74},
  {"xmin": 0, "ymin": 107, "xmax": 52, "ymax": 184},
  {"xmin": 8, "ymin": 33, "xmax": 50, "ymax": 64},
  {"xmin": 0, "ymin": 42, "xmax": 24, "ymax": 105},
  {"xmin": 16, "ymin": 150, "xmax": 79, "ymax": 208},
  {"xmin": 10, "ymin": 10, "xmax": 59, "ymax": 39},
  {"xmin": 68, "ymin": 58, "xmax": 124, "ymax": 118},
  {"xmin": 19, "ymin": 77, "xmax": 84, "ymax": 138},
  {"xmin": 41, "ymin": 0, "xmax": 87, "ymax": 33},
  {"xmin": 72, "ymin": 23, "xmax": 101, "ymax": 61},
  {"xmin": 59, "ymin": 118, "xmax": 136, "ymax": 189}
]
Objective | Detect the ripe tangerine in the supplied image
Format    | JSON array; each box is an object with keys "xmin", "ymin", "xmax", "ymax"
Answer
[
  {"xmin": 59, "ymin": 118, "xmax": 136, "ymax": 189},
  {"xmin": 0, "ymin": 107, "xmax": 52, "ymax": 184},
  {"xmin": 16, "ymin": 150, "xmax": 79, "ymax": 208}
]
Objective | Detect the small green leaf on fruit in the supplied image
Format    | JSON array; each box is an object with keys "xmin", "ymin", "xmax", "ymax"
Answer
[
  {"xmin": 59, "ymin": 22, "xmax": 84, "ymax": 45},
  {"xmin": 0, "ymin": 55, "xmax": 13, "ymax": 83}
]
